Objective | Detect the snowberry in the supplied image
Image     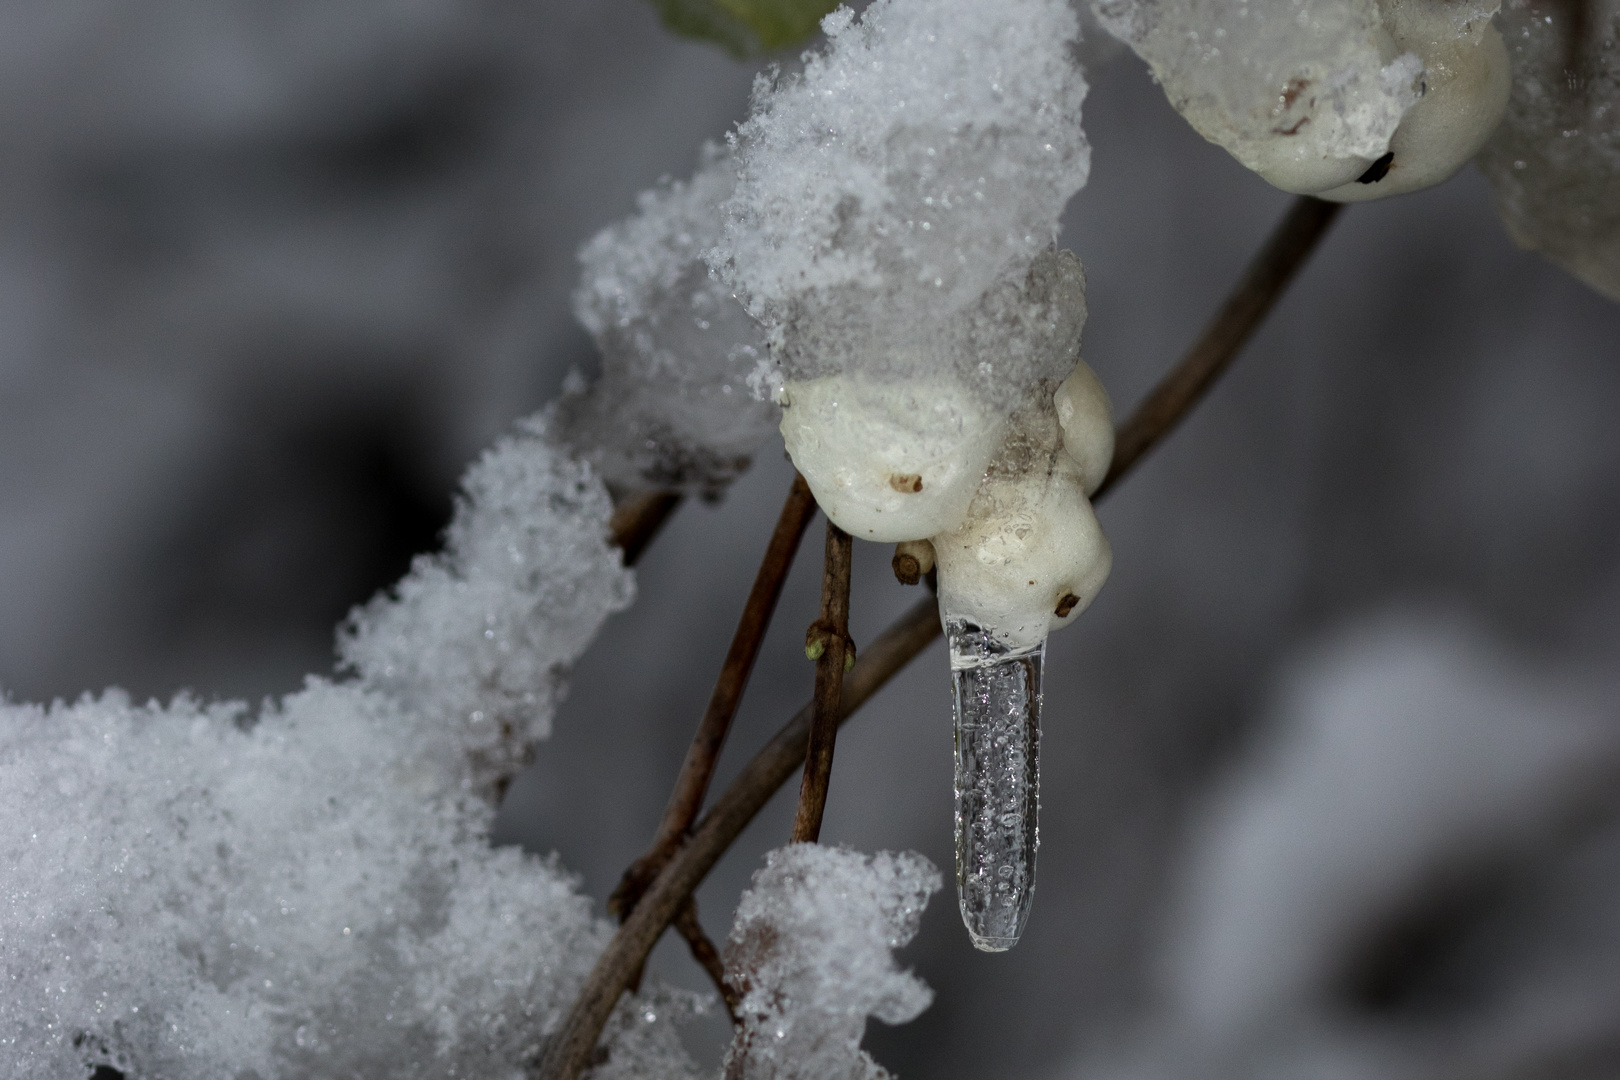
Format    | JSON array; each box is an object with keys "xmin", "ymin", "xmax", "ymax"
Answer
[
  {"xmin": 933, "ymin": 454, "xmax": 1113, "ymax": 650},
  {"xmin": 781, "ymin": 351, "xmax": 1115, "ymax": 650},
  {"xmin": 1104, "ymin": 0, "xmax": 1511, "ymax": 202},
  {"xmin": 1055, "ymin": 360, "xmax": 1115, "ymax": 495},
  {"xmin": 779, "ymin": 373, "xmax": 1005, "ymax": 542},
  {"xmin": 1312, "ymin": 2, "xmax": 1510, "ymax": 201}
]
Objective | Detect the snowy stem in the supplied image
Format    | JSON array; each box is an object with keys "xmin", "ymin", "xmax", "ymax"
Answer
[
  {"xmin": 536, "ymin": 195, "xmax": 1344, "ymax": 1080},
  {"xmin": 791, "ymin": 519, "xmax": 855, "ymax": 843}
]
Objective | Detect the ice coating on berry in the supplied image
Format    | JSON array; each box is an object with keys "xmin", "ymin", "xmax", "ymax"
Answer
[
  {"xmin": 1316, "ymin": 0, "xmax": 1510, "ymax": 201},
  {"xmin": 1095, "ymin": 0, "xmax": 1507, "ymax": 200}
]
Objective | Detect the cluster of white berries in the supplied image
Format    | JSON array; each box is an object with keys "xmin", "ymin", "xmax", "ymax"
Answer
[
  {"xmin": 708, "ymin": 0, "xmax": 1104, "ymax": 650},
  {"xmin": 780, "ymin": 258, "xmax": 1114, "ymax": 651}
]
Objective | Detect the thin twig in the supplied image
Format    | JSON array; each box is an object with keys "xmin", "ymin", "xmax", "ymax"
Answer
[
  {"xmin": 1093, "ymin": 195, "xmax": 1341, "ymax": 500},
  {"xmin": 609, "ymin": 490, "xmax": 683, "ymax": 566},
  {"xmin": 535, "ymin": 194, "xmax": 1344, "ymax": 1080},
  {"xmin": 791, "ymin": 521, "xmax": 854, "ymax": 843},
  {"xmin": 672, "ymin": 899, "xmax": 740, "ymax": 1025},
  {"xmin": 535, "ymin": 596, "xmax": 941, "ymax": 1080},
  {"xmin": 610, "ymin": 476, "xmax": 818, "ymax": 919}
]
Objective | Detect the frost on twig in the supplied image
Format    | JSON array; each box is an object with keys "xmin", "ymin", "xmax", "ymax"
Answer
[
  {"xmin": 722, "ymin": 845, "xmax": 941, "ymax": 1080},
  {"xmin": 0, "ymin": 420, "xmax": 710, "ymax": 1079}
]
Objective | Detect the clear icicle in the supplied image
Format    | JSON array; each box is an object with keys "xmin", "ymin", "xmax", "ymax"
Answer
[{"xmin": 949, "ymin": 618, "xmax": 1043, "ymax": 952}]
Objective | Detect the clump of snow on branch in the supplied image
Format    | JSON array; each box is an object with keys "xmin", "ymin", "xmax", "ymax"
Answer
[
  {"xmin": 0, "ymin": 420, "xmax": 704, "ymax": 1079},
  {"xmin": 1477, "ymin": 0, "xmax": 1620, "ymax": 303},
  {"xmin": 722, "ymin": 845, "xmax": 941, "ymax": 1080},
  {"xmin": 556, "ymin": 145, "xmax": 779, "ymax": 497},
  {"xmin": 712, "ymin": 0, "xmax": 1091, "ymax": 405},
  {"xmin": 340, "ymin": 416, "xmax": 634, "ymax": 797}
]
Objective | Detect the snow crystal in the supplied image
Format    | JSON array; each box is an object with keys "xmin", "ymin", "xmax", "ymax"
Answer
[
  {"xmin": 340, "ymin": 415, "xmax": 634, "ymax": 797},
  {"xmin": 0, "ymin": 416, "xmax": 694, "ymax": 1079},
  {"xmin": 712, "ymin": 0, "xmax": 1091, "ymax": 408},
  {"xmin": 722, "ymin": 845, "xmax": 940, "ymax": 1080},
  {"xmin": 1477, "ymin": 0, "xmax": 1620, "ymax": 303},
  {"xmin": 556, "ymin": 145, "xmax": 779, "ymax": 498}
]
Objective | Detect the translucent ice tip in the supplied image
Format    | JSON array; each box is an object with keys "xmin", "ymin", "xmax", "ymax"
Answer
[{"xmin": 948, "ymin": 619, "xmax": 1043, "ymax": 952}]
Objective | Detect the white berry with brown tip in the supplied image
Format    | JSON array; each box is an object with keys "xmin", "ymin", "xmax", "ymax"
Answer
[
  {"xmin": 932, "ymin": 455, "xmax": 1113, "ymax": 651},
  {"xmin": 779, "ymin": 373, "xmax": 1005, "ymax": 543}
]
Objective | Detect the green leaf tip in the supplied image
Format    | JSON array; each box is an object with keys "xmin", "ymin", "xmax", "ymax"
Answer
[{"xmin": 645, "ymin": 0, "xmax": 842, "ymax": 56}]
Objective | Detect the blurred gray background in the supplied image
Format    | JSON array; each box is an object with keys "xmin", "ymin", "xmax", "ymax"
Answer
[{"xmin": 3, "ymin": 2, "xmax": 1619, "ymax": 1078}]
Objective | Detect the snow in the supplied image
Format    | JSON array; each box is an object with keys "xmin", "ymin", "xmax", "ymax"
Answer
[
  {"xmin": 0, "ymin": 419, "xmax": 689, "ymax": 1079},
  {"xmin": 722, "ymin": 845, "xmax": 940, "ymax": 1080},
  {"xmin": 1477, "ymin": 0, "xmax": 1620, "ymax": 303},
  {"xmin": 557, "ymin": 145, "xmax": 780, "ymax": 498},
  {"xmin": 713, "ymin": 0, "xmax": 1091, "ymax": 407},
  {"xmin": 339, "ymin": 415, "xmax": 635, "ymax": 798}
]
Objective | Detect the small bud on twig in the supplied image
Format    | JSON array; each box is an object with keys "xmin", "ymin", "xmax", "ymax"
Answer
[{"xmin": 891, "ymin": 539, "xmax": 935, "ymax": 585}]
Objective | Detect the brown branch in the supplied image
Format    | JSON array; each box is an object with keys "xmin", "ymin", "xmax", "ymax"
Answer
[
  {"xmin": 791, "ymin": 521, "xmax": 854, "ymax": 843},
  {"xmin": 672, "ymin": 899, "xmax": 740, "ymax": 1025},
  {"xmin": 1093, "ymin": 195, "xmax": 1342, "ymax": 500},
  {"xmin": 535, "ymin": 596, "xmax": 941, "ymax": 1080},
  {"xmin": 535, "ymin": 194, "xmax": 1344, "ymax": 1080},
  {"xmin": 610, "ymin": 475, "xmax": 818, "ymax": 920},
  {"xmin": 609, "ymin": 490, "xmax": 683, "ymax": 566}
]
